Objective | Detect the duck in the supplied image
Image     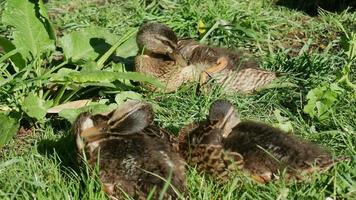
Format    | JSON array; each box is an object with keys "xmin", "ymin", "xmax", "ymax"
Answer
[
  {"xmin": 177, "ymin": 39, "xmax": 278, "ymax": 93},
  {"xmin": 135, "ymin": 22, "xmax": 278, "ymax": 94},
  {"xmin": 135, "ymin": 22, "xmax": 197, "ymax": 92},
  {"xmin": 72, "ymin": 100, "xmax": 186, "ymax": 199},
  {"xmin": 178, "ymin": 100, "xmax": 338, "ymax": 183},
  {"xmin": 177, "ymin": 99, "xmax": 244, "ymax": 181},
  {"xmin": 134, "ymin": 22, "xmax": 248, "ymax": 93}
]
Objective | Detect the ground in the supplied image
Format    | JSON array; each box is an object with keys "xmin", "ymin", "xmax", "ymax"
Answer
[{"xmin": 0, "ymin": 0, "xmax": 355, "ymax": 199}]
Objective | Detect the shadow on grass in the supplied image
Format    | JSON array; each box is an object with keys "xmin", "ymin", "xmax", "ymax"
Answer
[
  {"xmin": 89, "ymin": 37, "xmax": 139, "ymax": 88},
  {"xmin": 276, "ymin": 0, "xmax": 356, "ymax": 16},
  {"xmin": 37, "ymin": 128, "xmax": 80, "ymax": 173},
  {"xmin": 89, "ymin": 37, "xmax": 136, "ymax": 71}
]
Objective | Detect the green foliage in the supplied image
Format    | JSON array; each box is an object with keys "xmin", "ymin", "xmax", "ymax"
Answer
[
  {"xmin": 60, "ymin": 27, "xmax": 117, "ymax": 63},
  {"xmin": 59, "ymin": 103, "xmax": 118, "ymax": 123},
  {"xmin": 51, "ymin": 69, "xmax": 162, "ymax": 88},
  {"xmin": 96, "ymin": 28, "xmax": 137, "ymax": 69},
  {"xmin": 2, "ymin": 0, "xmax": 55, "ymax": 60},
  {"xmin": 0, "ymin": 112, "xmax": 20, "ymax": 147},
  {"xmin": 22, "ymin": 93, "xmax": 53, "ymax": 122},
  {"xmin": 303, "ymin": 83, "xmax": 344, "ymax": 121},
  {"xmin": 273, "ymin": 109, "xmax": 293, "ymax": 132},
  {"xmin": 115, "ymin": 91, "xmax": 142, "ymax": 105},
  {"xmin": 303, "ymin": 23, "xmax": 356, "ymax": 121},
  {"xmin": 0, "ymin": 0, "xmax": 355, "ymax": 199},
  {"xmin": 0, "ymin": 36, "xmax": 25, "ymax": 70},
  {"xmin": 0, "ymin": 0, "xmax": 162, "ymax": 146},
  {"xmin": 114, "ymin": 34, "xmax": 138, "ymax": 59}
]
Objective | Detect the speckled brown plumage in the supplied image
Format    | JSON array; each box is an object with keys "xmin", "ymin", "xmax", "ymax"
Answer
[
  {"xmin": 178, "ymin": 100, "xmax": 339, "ymax": 183},
  {"xmin": 135, "ymin": 22, "xmax": 203, "ymax": 92},
  {"xmin": 178, "ymin": 108, "xmax": 243, "ymax": 181},
  {"xmin": 72, "ymin": 101, "xmax": 186, "ymax": 199},
  {"xmin": 177, "ymin": 39, "xmax": 277, "ymax": 93},
  {"xmin": 177, "ymin": 39, "xmax": 248, "ymax": 70},
  {"xmin": 223, "ymin": 120, "xmax": 334, "ymax": 182},
  {"xmin": 135, "ymin": 54, "xmax": 200, "ymax": 92}
]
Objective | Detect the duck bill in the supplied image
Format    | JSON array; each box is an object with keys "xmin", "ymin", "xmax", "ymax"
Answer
[
  {"xmin": 220, "ymin": 107, "xmax": 240, "ymax": 138},
  {"xmin": 80, "ymin": 126, "xmax": 102, "ymax": 138},
  {"xmin": 168, "ymin": 50, "xmax": 188, "ymax": 67}
]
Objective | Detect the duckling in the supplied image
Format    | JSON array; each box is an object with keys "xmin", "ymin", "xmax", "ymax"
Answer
[
  {"xmin": 135, "ymin": 22, "xmax": 231, "ymax": 93},
  {"xmin": 72, "ymin": 100, "xmax": 186, "ymax": 199},
  {"xmin": 177, "ymin": 39, "xmax": 278, "ymax": 93},
  {"xmin": 135, "ymin": 22, "xmax": 278, "ymax": 93},
  {"xmin": 177, "ymin": 101, "xmax": 244, "ymax": 181},
  {"xmin": 135, "ymin": 22, "xmax": 191, "ymax": 92},
  {"xmin": 179, "ymin": 100, "xmax": 338, "ymax": 183}
]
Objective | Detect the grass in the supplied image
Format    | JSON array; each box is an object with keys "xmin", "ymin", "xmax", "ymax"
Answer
[{"xmin": 0, "ymin": 0, "xmax": 355, "ymax": 199}]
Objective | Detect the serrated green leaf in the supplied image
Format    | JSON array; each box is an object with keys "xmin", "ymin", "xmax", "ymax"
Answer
[
  {"xmin": 50, "ymin": 68, "xmax": 77, "ymax": 82},
  {"xmin": 60, "ymin": 27, "xmax": 117, "ymax": 64},
  {"xmin": 2, "ymin": 0, "xmax": 55, "ymax": 60},
  {"xmin": 67, "ymin": 71, "xmax": 163, "ymax": 88},
  {"xmin": 303, "ymin": 83, "xmax": 344, "ymax": 121},
  {"xmin": 22, "ymin": 93, "xmax": 53, "ymax": 121},
  {"xmin": 0, "ymin": 112, "xmax": 20, "ymax": 147},
  {"xmin": 303, "ymin": 100, "xmax": 316, "ymax": 118},
  {"xmin": 59, "ymin": 103, "xmax": 117, "ymax": 123},
  {"xmin": 115, "ymin": 91, "xmax": 142, "ymax": 105},
  {"xmin": 0, "ymin": 37, "xmax": 26, "ymax": 70}
]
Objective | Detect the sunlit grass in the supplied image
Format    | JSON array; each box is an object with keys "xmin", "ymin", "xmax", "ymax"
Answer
[{"xmin": 0, "ymin": 0, "xmax": 355, "ymax": 199}]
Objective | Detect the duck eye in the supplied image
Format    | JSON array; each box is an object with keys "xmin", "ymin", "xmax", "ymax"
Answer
[{"xmin": 161, "ymin": 39, "xmax": 176, "ymax": 49}]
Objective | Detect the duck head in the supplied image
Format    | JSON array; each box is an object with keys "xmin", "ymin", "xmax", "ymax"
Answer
[
  {"xmin": 137, "ymin": 22, "xmax": 187, "ymax": 66},
  {"xmin": 178, "ymin": 100, "xmax": 241, "ymax": 157},
  {"xmin": 72, "ymin": 100, "xmax": 154, "ymax": 150}
]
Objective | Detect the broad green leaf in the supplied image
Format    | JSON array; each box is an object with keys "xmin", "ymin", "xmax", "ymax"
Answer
[
  {"xmin": 71, "ymin": 71, "xmax": 163, "ymax": 88},
  {"xmin": 22, "ymin": 93, "xmax": 53, "ymax": 121},
  {"xmin": 60, "ymin": 27, "xmax": 117, "ymax": 64},
  {"xmin": 2, "ymin": 0, "xmax": 55, "ymax": 60},
  {"xmin": 59, "ymin": 103, "xmax": 117, "ymax": 123},
  {"xmin": 115, "ymin": 91, "xmax": 142, "ymax": 105},
  {"xmin": 0, "ymin": 37, "xmax": 26, "ymax": 69},
  {"xmin": 115, "ymin": 31, "xmax": 138, "ymax": 59},
  {"xmin": 50, "ymin": 68, "xmax": 114, "ymax": 88},
  {"xmin": 81, "ymin": 60, "xmax": 99, "ymax": 72},
  {"xmin": 50, "ymin": 68, "xmax": 76, "ymax": 82},
  {"xmin": 60, "ymin": 31, "xmax": 97, "ymax": 63},
  {"xmin": 76, "ymin": 82, "xmax": 117, "ymax": 88},
  {"xmin": 303, "ymin": 83, "xmax": 344, "ymax": 121},
  {"xmin": 96, "ymin": 28, "xmax": 137, "ymax": 69},
  {"xmin": 112, "ymin": 63, "xmax": 127, "ymax": 72},
  {"xmin": 38, "ymin": 0, "xmax": 57, "ymax": 42},
  {"xmin": 47, "ymin": 100, "xmax": 91, "ymax": 114},
  {"xmin": 0, "ymin": 112, "xmax": 20, "ymax": 147}
]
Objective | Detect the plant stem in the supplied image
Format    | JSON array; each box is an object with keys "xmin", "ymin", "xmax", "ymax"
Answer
[
  {"xmin": 96, "ymin": 28, "xmax": 137, "ymax": 70},
  {"xmin": 62, "ymin": 88, "xmax": 81, "ymax": 103},
  {"xmin": 200, "ymin": 20, "xmax": 221, "ymax": 44},
  {"xmin": 44, "ymin": 60, "xmax": 68, "ymax": 76},
  {"xmin": 53, "ymin": 82, "xmax": 69, "ymax": 106}
]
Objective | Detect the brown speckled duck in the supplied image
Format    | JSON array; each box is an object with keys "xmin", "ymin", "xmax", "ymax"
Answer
[
  {"xmin": 177, "ymin": 100, "xmax": 244, "ymax": 181},
  {"xmin": 179, "ymin": 100, "xmax": 338, "ymax": 183},
  {"xmin": 135, "ymin": 22, "xmax": 198, "ymax": 92},
  {"xmin": 72, "ymin": 100, "xmax": 186, "ymax": 199}
]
